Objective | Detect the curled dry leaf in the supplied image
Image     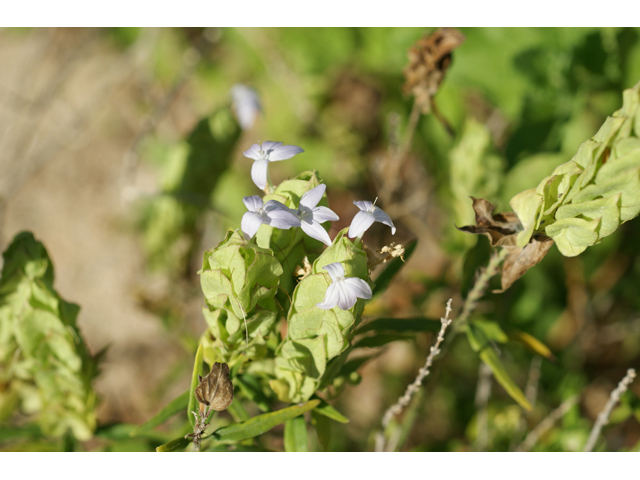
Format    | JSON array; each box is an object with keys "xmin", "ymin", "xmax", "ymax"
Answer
[
  {"xmin": 403, "ymin": 27, "xmax": 465, "ymax": 113},
  {"xmin": 457, "ymin": 197, "xmax": 554, "ymax": 292},
  {"xmin": 195, "ymin": 362, "xmax": 234, "ymax": 411}
]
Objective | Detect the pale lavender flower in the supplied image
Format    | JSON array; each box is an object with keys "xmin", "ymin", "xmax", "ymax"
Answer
[
  {"xmin": 348, "ymin": 200, "xmax": 396, "ymax": 238},
  {"xmin": 241, "ymin": 195, "xmax": 300, "ymax": 239},
  {"xmin": 297, "ymin": 184, "xmax": 339, "ymax": 246},
  {"xmin": 231, "ymin": 84, "xmax": 261, "ymax": 130},
  {"xmin": 316, "ymin": 262, "xmax": 372, "ymax": 310},
  {"xmin": 243, "ymin": 141, "xmax": 304, "ymax": 190}
]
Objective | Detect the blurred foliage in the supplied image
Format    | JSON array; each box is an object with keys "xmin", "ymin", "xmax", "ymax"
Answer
[
  {"xmin": 3, "ymin": 27, "xmax": 640, "ymax": 452},
  {"xmin": 0, "ymin": 232, "xmax": 100, "ymax": 445}
]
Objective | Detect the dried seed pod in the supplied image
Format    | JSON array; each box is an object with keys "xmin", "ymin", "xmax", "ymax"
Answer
[
  {"xmin": 403, "ymin": 28, "xmax": 465, "ymax": 113},
  {"xmin": 194, "ymin": 362, "xmax": 234, "ymax": 411}
]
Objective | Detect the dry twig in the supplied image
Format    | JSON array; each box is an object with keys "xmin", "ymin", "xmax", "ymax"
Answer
[
  {"xmin": 583, "ymin": 368, "xmax": 637, "ymax": 452},
  {"xmin": 375, "ymin": 298, "xmax": 453, "ymax": 452},
  {"xmin": 516, "ymin": 395, "xmax": 579, "ymax": 452}
]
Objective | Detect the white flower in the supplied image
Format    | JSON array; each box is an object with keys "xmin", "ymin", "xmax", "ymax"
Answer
[
  {"xmin": 243, "ymin": 141, "xmax": 304, "ymax": 190},
  {"xmin": 297, "ymin": 184, "xmax": 339, "ymax": 246},
  {"xmin": 241, "ymin": 195, "xmax": 300, "ymax": 239},
  {"xmin": 316, "ymin": 262, "xmax": 372, "ymax": 310},
  {"xmin": 231, "ymin": 84, "xmax": 261, "ymax": 130},
  {"xmin": 348, "ymin": 200, "xmax": 396, "ymax": 238}
]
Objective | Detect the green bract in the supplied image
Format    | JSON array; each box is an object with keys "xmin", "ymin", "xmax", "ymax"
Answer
[
  {"xmin": 199, "ymin": 229, "xmax": 283, "ymax": 366},
  {"xmin": 510, "ymin": 81, "xmax": 640, "ymax": 256},
  {"xmin": 0, "ymin": 232, "xmax": 99, "ymax": 441},
  {"xmin": 271, "ymin": 228, "xmax": 370, "ymax": 403}
]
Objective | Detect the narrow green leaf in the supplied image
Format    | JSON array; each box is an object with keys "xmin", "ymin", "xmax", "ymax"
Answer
[
  {"xmin": 353, "ymin": 334, "xmax": 414, "ymax": 349},
  {"xmin": 187, "ymin": 343, "xmax": 205, "ymax": 428},
  {"xmin": 466, "ymin": 324, "xmax": 532, "ymax": 411},
  {"xmin": 337, "ymin": 354, "xmax": 379, "ymax": 378},
  {"xmin": 227, "ymin": 399, "xmax": 250, "ymax": 422},
  {"xmin": 235, "ymin": 375, "xmax": 271, "ymax": 412},
  {"xmin": 372, "ymin": 239, "xmax": 417, "ymax": 296},
  {"xmin": 130, "ymin": 390, "xmax": 189, "ymax": 436},
  {"xmin": 355, "ymin": 317, "xmax": 441, "ymax": 335},
  {"xmin": 312, "ymin": 398, "xmax": 349, "ymax": 424},
  {"xmin": 506, "ymin": 328, "xmax": 556, "ymax": 361},
  {"xmin": 311, "ymin": 410, "xmax": 331, "ymax": 451},
  {"xmin": 284, "ymin": 416, "xmax": 309, "ymax": 452},
  {"xmin": 210, "ymin": 399, "xmax": 320, "ymax": 443},
  {"xmin": 156, "ymin": 436, "xmax": 191, "ymax": 452}
]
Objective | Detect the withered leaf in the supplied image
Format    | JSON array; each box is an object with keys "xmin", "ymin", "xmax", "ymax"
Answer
[
  {"xmin": 458, "ymin": 197, "xmax": 554, "ymax": 292},
  {"xmin": 456, "ymin": 197, "xmax": 521, "ymax": 247},
  {"xmin": 497, "ymin": 235, "xmax": 554, "ymax": 293},
  {"xmin": 195, "ymin": 362, "xmax": 234, "ymax": 411},
  {"xmin": 404, "ymin": 27, "xmax": 465, "ymax": 113}
]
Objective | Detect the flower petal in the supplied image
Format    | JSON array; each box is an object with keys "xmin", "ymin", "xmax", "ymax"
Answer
[
  {"xmin": 336, "ymin": 281, "xmax": 357, "ymax": 310},
  {"xmin": 322, "ymin": 262, "xmax": 345, "ymax": 282},
  {"xmin": 242, "ymin": 195, "xmax": 263, "ymax": 212},
  {"xmin": 231, "ymin": 85, "xmax": 261, "ymax": 130},
  {"xmin": 241, "ymin": 211, "xmax": 264, "ymax": 239},
  {"xmin": 267, "ymin": 144, "xmax": 304, "ymax": 161},
  {"xmin": 299, "ymin": 184, "xmax": 326, "ymax": 209},
  {"xmin": 343, "ymin": 277, "xmax": 372, "ymax": 301},
  {"xmin": 263, "ymin": 201, "xmax": 300, "ymax": 229},
  {"xmin": 301, "ymin": 219, "xmax": 332, "ymax": 246},
  {"xmin": 353, "ymin": 200, "xmax": 373, "ymax": 212},
  {"xmin": 251, "ymin": 158, "xmax": 269, "ymax": 190},
  {"xmin": 372, "ymin": 207, "xmax": 396, "ymax": 234},
  {"xmin": 348, "ymin": 211, "xmax": 375, "ymax": 238},
  {"xmin": 316, "ymin": 283, "xmax": 340, "ymax": 310},
  {"xmin": 312, "ymin": 206, "xmax": 339, "ymax": 223},
  {"xmin": 243, "ymin": 143, "xmax": 262, "ymax": 161},
  {"xmin": 260, "ymin": 141, "xmax": 283, "ymax": 154}
]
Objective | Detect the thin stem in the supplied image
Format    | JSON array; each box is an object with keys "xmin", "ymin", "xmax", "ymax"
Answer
[
  {"xmin": 583, "ymin": 368, "xmax": 637, "ymax": 452},
  {"xmin": 456, "ymin": 248, "xmax": 509, "ymax": 329},
  {"xmin": 376, "ymin": 298, "xmax": 453, "ymax": 451},
  {"xmin": 475, "ymin": 362, "xmax": 493, "ymax": 451},
  {"xmin": 516, "ymin": 395, "xmax": 579, "ymax": 452}
]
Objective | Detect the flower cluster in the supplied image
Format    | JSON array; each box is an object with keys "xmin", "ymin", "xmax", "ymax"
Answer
[{"xmin": 240, "ymin": 141, "xmax": 397, "ymax": 310}]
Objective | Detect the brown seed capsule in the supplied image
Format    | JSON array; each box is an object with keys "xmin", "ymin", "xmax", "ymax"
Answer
[{"xmin": 194, "ymin": 362, "xmax": 234, "ymax": 411}]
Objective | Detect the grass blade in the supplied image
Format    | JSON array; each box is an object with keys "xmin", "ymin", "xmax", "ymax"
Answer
[
  {"xmin": 187, "ymin": 343, "xmax": 205, "ymax": 428},
  {"xmin": 130, "ymin": 390, "xmax": 189, "ymax": 436}
]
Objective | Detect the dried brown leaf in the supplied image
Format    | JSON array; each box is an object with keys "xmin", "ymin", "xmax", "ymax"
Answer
[
  {"xmin": 497, "ymin": 235, "xmax": 555, "ymax": 292},
  {"xmin": 458, "ymin": 197, "xmax": 554, "ymax": 292}
]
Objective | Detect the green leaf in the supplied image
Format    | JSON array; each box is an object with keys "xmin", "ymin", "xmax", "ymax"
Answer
[
  {"xmin": 130, "ymin": 390, "xmax": 189, "ymax": 436},
  {"xmin": 227, "ymin": 400, "xmax": 250, "ymax": 423},
  {"xmin": 284, "ymin": 416, "xmax": 309, "ymax": 452},
  {"xmin": 466, "ymin": 323, "xmax": 532, "ymax": 411},
  {"xmin": 352, "ymin": 334, "xmax": 414, "ymax": 349},
  {"xmin": 337, "ymin": 354, "xmax": 379, "ymax": 378},
  {"xmin": 355, "ymin": 317, "xmax": 441, "ymax": 335},
  {"xmin": 187, "ymin": 343, "xmax": 205, "ymax": 428},
  {"xmin": 235, "ymin": 375, "xmax": 271, "ymax": 413},
  {"xmin": 371, "ymin": 239, "xmax": 418, "ymax": 297},
  {"xmin": 312, "ymin": 399, "xmax": 349, "ymax": 424},
  {"xmin": 506, "ymin": 328, "xmax": 556, "ymax": 361},
  {"xmin": 311, "ymin": 410, "xmax": 331, "ymax": 451},
  {"xmin": 156, "ymin": 436, "xmax": 191, "ymax": 452},
  {"xmin": 210, "ymin": 399, "xmax": 320, "ymax": 443}
]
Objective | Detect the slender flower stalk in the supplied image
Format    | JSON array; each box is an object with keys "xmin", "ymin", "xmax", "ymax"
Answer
[
  {"xmin": 243, "ymin": 141, "xmax": 304, "ymax": 192},
  {"xmin": 240, "ymin": 195, "xmax": 300, "ymax": 240},
  {"xmin": 316, "ymin": 262, "xmax": 372, "ymax": 310},
  {"xmin": 297, "ymin": 184, "xmax": 339, "ymax": 246}
]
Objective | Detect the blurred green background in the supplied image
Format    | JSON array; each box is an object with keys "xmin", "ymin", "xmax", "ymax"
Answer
[{"xmin": 1, "ymin": 27, "xmax": 640, "ymax": 452}]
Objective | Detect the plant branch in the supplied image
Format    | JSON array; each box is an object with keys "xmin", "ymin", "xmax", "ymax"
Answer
[
  {"xmin": 516, "ymin": 395, "xmax": 579, "ymax": 452},
  {"xmin": 375, "ymin": 298, "xmax": 453, "ymax": 452},
  {"xmin": 583, "ymin": 368, "xmax": 637, "ymax": 452}
]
